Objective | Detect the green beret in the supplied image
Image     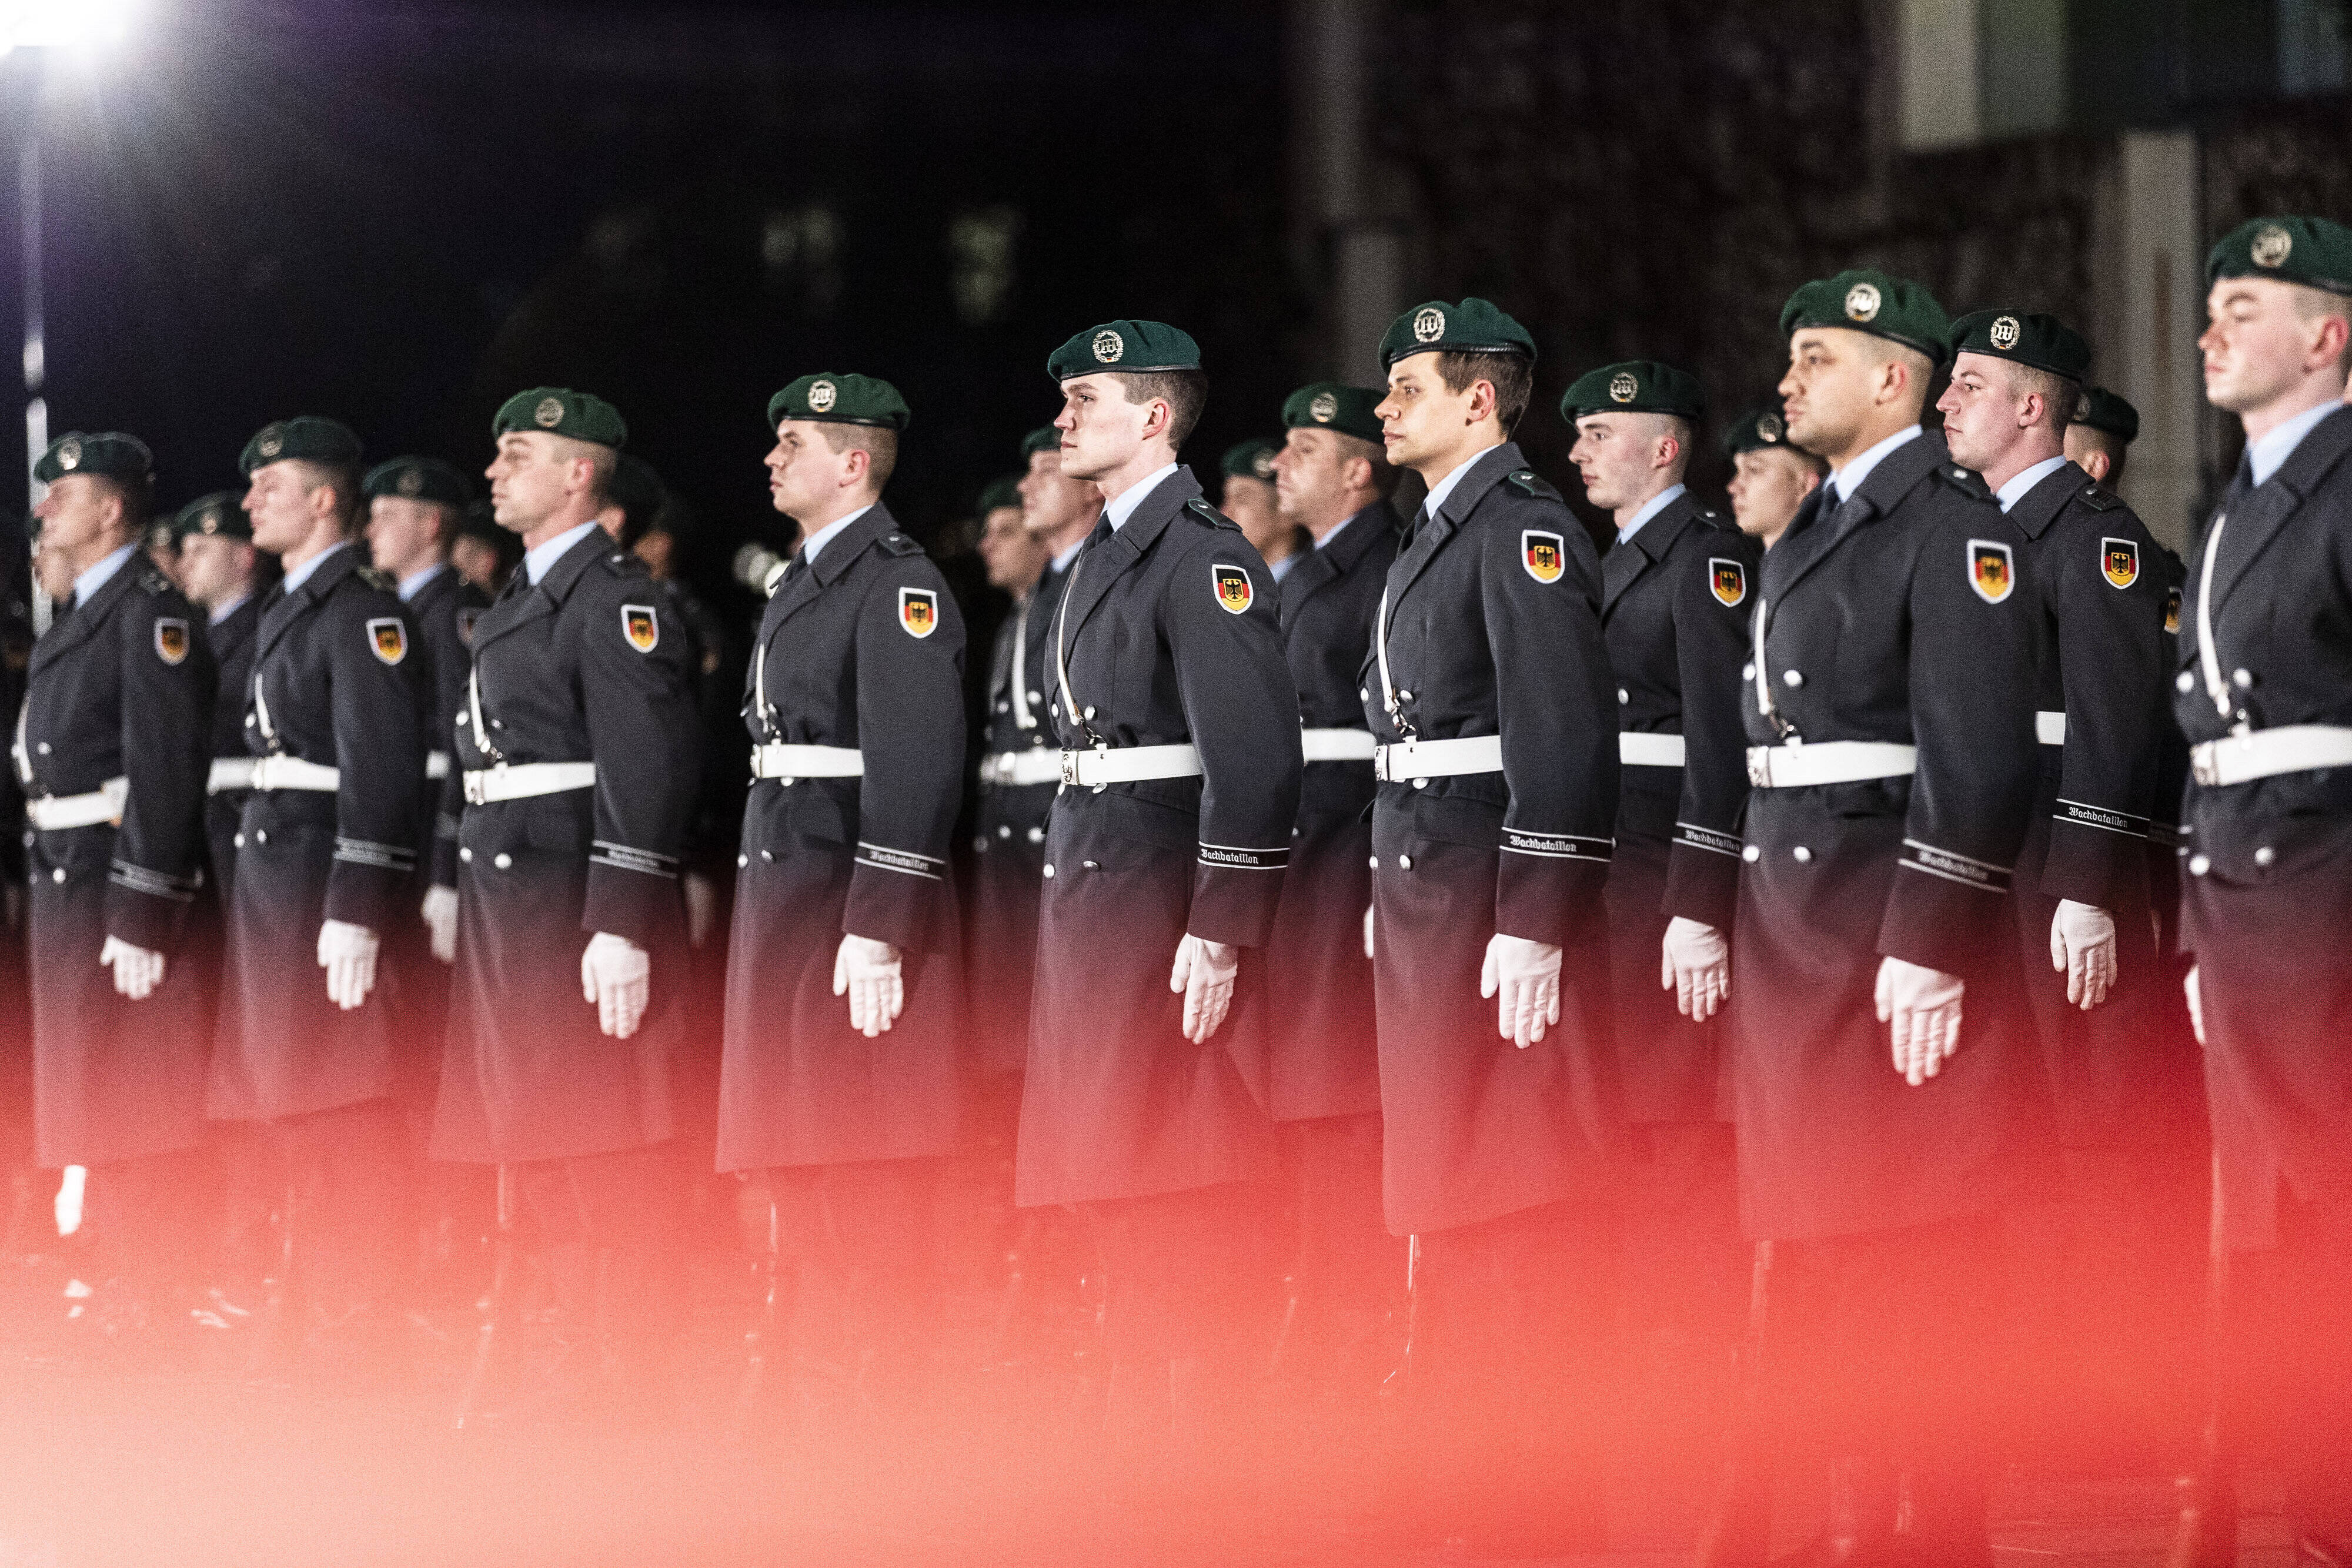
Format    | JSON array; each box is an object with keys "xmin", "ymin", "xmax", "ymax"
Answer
[
  {"xmin": 1946, "ymin": 309, "xmax": 2089, "ymax": 381},
  {"xmin": 34, "ymin": 431, "xmax": 152, "ymax": 486},
  {"xmin": 2207, "ymin": 216, "xmax": 2352, "ymax": 295},
  {"xmin": 2067, "ymin": 385, "xmax": 2139, "ymax": 443},
  {"xmin": 1046, "ymin": 320, "xmax": 1201, "ymax": 382},
  {"xmin": 1281, "ymin": 382, "xmax": 1384, "ymax": 443},
  {"xmin": 1221, "ymin": 438, "xmax": 1281, "ymax": 483},
  {"xmin": 1721, "ymin": 405, "xmax": 1798, "ymax": 459},
  {"xmin": 239, "ymin": 416, "xmax": 362, "ymax": 476},
  {"xmin": 766, "ymin": 373, "xmax": 911, "ymax": 431},
  {"xmin": 978, "ymin": 475, "xmax": 1024, "ymax": 514},
  {"xmin": 173, "ymin": 490, "xmax": 252, "ymax": 541},
  {"xmin": 1379, "ymin": 297, "xmax": 1536, "ymax": 369},
  {"xmin": 1560, "ymin": 360, "xmax": 1706, "ymax": 422},
  {"xmin": 1779, "ymin": 269, "xmax": 1951, "ymax": 365},
  {"xmin": 491, "ymin": 387, "xmax": 627, "ymax": 450},
  {"xmin": 1020, "ymin": 426, "xmax": 1063, "ymax": 459},
  {"xmin": 362, "ymin": 456, "xmax": 474, "ymax": 509}
]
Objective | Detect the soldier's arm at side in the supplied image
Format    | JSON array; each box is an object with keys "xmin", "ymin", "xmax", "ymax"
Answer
[
  {"xmin": 579, "ymin": 577, "xmax": 699, "ymax": 945},
  {"xmin": 1481, "ymin": 499, "xmax": 1618, "ymax": 943},
  {"xmin": 428, "ymin": 605, "xmax": 476, "ymax": 890},
  {"xmin": 2040, "ymin": 515, "xmax": 2171, "ymax": 910},
  {"xmin": 1878, "ymin": 513, "xmax": 2042, "ymax": 972},
  {"xmin": 1662, "ymin": 536, "xmax": 1760, "ymax": 930},
  {"xmin": 846, "ymin": 559, "xmax": 966, "ymax": 951},
  {"xmin": 1167, "ymin": 526, "xmax": 1302, "ymax": 948},
  {"xmin": 103, "ymin": 596, "xmax": 216, "ymax": 952},
  {"xmin": 323, "ymin": 600, "xmax": 428, "ymax": 932}
]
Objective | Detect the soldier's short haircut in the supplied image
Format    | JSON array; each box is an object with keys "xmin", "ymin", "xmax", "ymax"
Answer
[
  {"xmin": 2069, "ymin": 426, "xmax": 2127, "ymax": 486},
  {"xmin": 289, "ymin": 458, "xmax": 362, "ymax": 533},
  {"xmin": 2290, "ymin": 280, "xmax": 2352, "ymax": 375},
  {"xmin": 2006, "ymin": 365, "xmax": 2081, "ymax": 433},
  {"xmin": 1433, "ymin": 350, "xmax": 1535, "ymax": 434},
  {"xmin": 85, "ymin": 473, "xmax": 151, "ymax": 530},
  {"xmin": 1338, "ymin": 431, "xmax": 1402, "ymax": 499},
  {"xmin": 1115, "ymin": 369, "xmax": 1208, "ymax": 450},
  {"xmin": 818, "ymin": 424, "xmax": 900, "ymax": 492}
]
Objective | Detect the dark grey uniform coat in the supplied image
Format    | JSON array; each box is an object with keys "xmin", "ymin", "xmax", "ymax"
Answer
[
  {"xmin": 1599, "ymin": 491, "xmax": 1760, "ymax": 1125},
  {"xmin": 1729, "ymin": 431, "xmax": 2049, "ymax": 1242},
  {"xmin": 1015, "ymin": 467, "xmax": 1303, "ymax": 1208},
  {"xmin": 202, "ymin": 593, "xmax": 260, "ymax": 901},
  {"xmin": 19, "ymin": 555, "xmax": 213, "ymax": 1166},
  {"xmin": 406, "ymin": 564, "xmax": 490, "ymax": 892},
  {"xmin": 1361, "ymin": 444, "xmax": 1627, "ymax": 1236},
  {"xmin": 2173, "ymin": 407, "xmax": 2352, "ymax": 1249},
  {"xmin": 716, "ymin": 504, "xmax": 968, "ymax": 1173},
  {"xmin": 1995, "ymin": 462, "xmax": 2202, "ymax": 1150},
  {"xmin": 1231, "ymin": 500, "xmax": 1396, "ymax": 1125},
  {"xmin": 965, "ymin": 553, "xmax": 1073, "ymax": 1076},
  {"xmin": 209, "ymin": 546, "xmax": 429, "ymax": 1122},
  {"xmin": 431, "ymin": 528, "xmax": 698, "ymax": 1165}
]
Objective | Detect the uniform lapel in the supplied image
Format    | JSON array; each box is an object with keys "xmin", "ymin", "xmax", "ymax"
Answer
[
  {"xmin": 1057, "ymin": 467, "xmax": 1201, "ymax": 650},
  {"xmin": 1762, "ymin": 430, "xmax": 1945, "ymax": 604},
  {"xmin": 1601, "ymin": 493, "xmax": 1695, "ymax": 614},
  {"xmin": 469, "ymin": 531, "xmax": 609, "ymax": 656},
  {"xmin": 2006, "ymin": 459, "xmax": 2089, "ymax": 541},
  {"xmin": 28, "ymin": 557, "xmax": 140, "ymax": 677},
  {"xmin": 1387, "ymin": 443, "xmax": 1519, "ymax": 610},
  {"xmin": 2211, "ymin": 406, "xmax": 2352, "ymax": 613},
  {"xmin": 762, "ymin": 504, "xmax": 898, "ymax": 641},
  {"xmin": 256, "ymin": 544, "xmax": 359, "ymax": 663}
]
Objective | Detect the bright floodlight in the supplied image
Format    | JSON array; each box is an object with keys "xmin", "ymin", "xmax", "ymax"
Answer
[{"xmin": 0, "ymin": 0, "xmax": 141, "ymax": 52}]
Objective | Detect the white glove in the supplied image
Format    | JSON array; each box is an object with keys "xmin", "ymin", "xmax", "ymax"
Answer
[
  {"xmin": 832, "ymin": 934, "xmax": 904, "ymax": 1038},
  {"xmin": 2185, "ymin": 964, "xmax": 2206, "ymax": 1047},
  {"xmin": 2049, "ymin": 899, "xmax": 2117, "ymax": 1010},
  {"xmin": 1168, "ymin": 934, "xmax": 1240, "ymax": 1044},
  {"xmin": 420, "ymin": 885, "xmax": 459, "ymax": 965},
  {"xmin": 580, "ymin": 932, "xmax": 650, "ymax": 1039},
  {"xmin": 54, "ymin": 1165, "xmax": 85, "ymax": 1238},
  {"xmin": 99, "ymin": 934, "xmax": 166, "ymax": 1001},
  {"xmin": 1481, "ymin": 932, "xmax": 1562, "ymax": 1049},
  {"xmin": 1659, "ymin": 916, "xmax": 1730, "ymax": 1022},
  {"xmin": 684, "ymin": 872, "xmax": 719, "ymax": 950},
  {"xmin": 316, "ymin": 919, "xmax": 380, "ymax": 1011},
  {"xmin": 1363, "ymin": 904, "xmax": 1375, "ymax": 959},
  {"xmin": 1876, "ymin": 956, "xmax": 1965, "ymax": 1086}
]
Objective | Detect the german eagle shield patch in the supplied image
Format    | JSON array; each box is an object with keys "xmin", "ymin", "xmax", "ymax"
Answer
[
  {"xmin": 153, "ymin": 618, "xmax": 189, "ymax": 666},
  {"xmin": 621, "ymin": 603, "xmax": 659, "ymax": 653},
  {"xmin": 366, "ymin": 617, "xmax": 407, "ymax": 665},
  {"xmin": 899, "ymin": 586, "xmax": 940, "ymax": 638},
  {"xmin": 2101, "ymin": 537, "xmax": 2140, "ymax": 590},
  {"xmin": 1522, "ymin": 530, "xmax": 1565, "ymax": 584},
  {"xmin": 1709, "ymin": 557, "xmax": 1748, "ymax": 608},
  {"xmin": 1211, "ymin": 564, "xmax": 1254, "ymax": 615},
  {"xmin": 1967, "ymin": 539, "xmax": 2015, "ymax": 604}
]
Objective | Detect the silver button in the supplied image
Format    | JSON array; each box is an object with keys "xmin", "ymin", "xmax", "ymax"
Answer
[
  {"xmin": 998, "ymin": 825, "xmax": 1013, "ymax": 839},
  {"xmin": 1398, "ymin": 855, "xmax": 1412, "ymax": 870},
  {"xmin": 459, "ymin": 847, "xmax": 473, "ymax": 863},
  {"xmin": 1368, "ymin": 855, "xmax": 1379, "ymax": 869},
  {"xmin": 1782, "ymin": 670, "xmax": 1803, "ymax": 688},
  {"xmin": 1399, "ymin": 689, "xmax": 1413, "ymax": 701},
  {"xmin": 2189, "ymin": 854, "xmax": 2211, "ymax": 877},
  {"xmin": 2232, "ymin": 668, "xmax": 2253, "ymax": 688},
  {"xmin": 1027, "ymin": 827, "xmax": 1044, "ymax": 844},
  {"xmin": 1616, "ymin": 688, "xmax": 1630, "ymax": 705},
  {"xmin": 2254, "ymin": 846, "xmax": 2276, "ymax": 868},
  {"xmin": 1742, "ymin": 845, "xmax": 1760, "ymax": 863},
  {"xmin": 1082, "ymin": 860, "xmax": 1099, "ymax": 870},
  {"xmin": 254, "ymin": 830, "xmax": 267, "ymax": 844},
  {"xmin": 997, "ymin": 701, "xmax": 1008, "ymax": 713},
  {"xmin": 34, "ymin": 742, "xmax": 49, "ymax": 755},
  {"xmin": 974, "ymin": 836, "xmax": 987, "ymax": 852},
  {"xmin": 1792, "ymin": 845, "xmax": 1812, "ymax": 863},
  {"xmin": 493, "ymin": 852, "xmax": 512, "ymax": 870},
  {"xmin": 1043, "ymin": 864, "xmax": 1055, "ymax": 878},
  {"xmin": 1028, "ymin": 691, "xmax": 1042, "ymax": 704},
  {"xmin": 2176, "ymin": 671, "xmax": 2195, "ymax": 693},
  {"xmin": 1359, "ymin": 687, "xmax": 1369, "ymax": 701},
  {"xmin": 234, "ymin": 833, "xmax": 246, "ymax": 849},
  {"xmin": 51, "ymin": 867, "xmax": 64, "ymax": 884},
  {"xmin": 456, "ymin": 711, "xmax": 469, "ymax": 726},
  {"xmin": 1412, "ymin": 778, "xmax": 1427, "ymax": 790},
  {"xmin": 737, "ymin": 853, "xmax": 748, "ymax": 868},
  {"xmin": 760, "ymin": 850, "xmax": 773, "ymax": 863},
  {"xmin": 1741, "ymin": 663, "xmax": 1755, "ymax": 681},
  {"xmin": 245, "ymin": 715, "xmax": 256, "ymax": 727},
  {"xmin": 1083, "ymin": 706, "xmax": 1096, "ymax": 720}
]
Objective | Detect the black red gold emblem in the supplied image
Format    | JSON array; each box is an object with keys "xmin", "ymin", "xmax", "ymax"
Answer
[
  {"xmin": 1522, "ymin": 530, "xmax": 1565, "ymax": 584},
  {"xmin": 622, "ymin": 603, "xmax": 660, "ymax": 652},
  {"xmin": 367, "ymin": 617, "xmax": 408, "ymax": 664},
  {"xmin": 1211, "ymin": 564, "xmax": 1254, "ymax": 614},
  {"xmin": 1968, "ymin": 539, "xmax": 2015, "ymax": 604},
  {"xmin": 1709, "ymin": 557, "xmax": 1748, "ymax": 607},
  {"xmin": 898, "ymin": 587, "xmax": 939, "ymax": 637}
]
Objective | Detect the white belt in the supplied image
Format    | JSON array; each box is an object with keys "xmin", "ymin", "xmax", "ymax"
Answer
[
  {"xmin": 463, "ymin": 761, "xmax": 597, "ymax": 804},
  {"xmin": 1745, "ymin": 741, "xmax": 1919, "ymax": 789},
  {"xmin": 1301, "ymin": 727, "xmax": 1378, "ymax": 763},
  {"xmin": 1060, "ymin": 744, "xmax": 1204, "ymax": 787},
  {"xmin": 1619, "ymin": 731, "xmax": 1686, "ymax": 768},
  {"xmin": 750, "ymin": 743, "xmax": 864, "ymax": 781},
  {"xmin": 2037, "ymin": 710, "xmax": 2067, "ymax": 747},
  {"xmin": 426, "ymin": 750, "xmax": 451, "ymax": 780},
  {"xmin": 206, "ymin": 757, "xmax": 257, "ymax": 794},
  {"xmin": 26, "ymin": 776, "xmax": 126, "ymax": 831},
  {"xmin": 1373, "ymin": 734, "xmax": 1503, "ymax": 783},
  {"xmin": 249, "ymin": 755, "xmax": 341, "ymax": 793},
  {"xmin": 980, "ymin": 750, "xmax": 1061, "ymax": 788},
  {"xmin": 2189, "ymin": 724, "xmax": 2352, "ymax": 788}
]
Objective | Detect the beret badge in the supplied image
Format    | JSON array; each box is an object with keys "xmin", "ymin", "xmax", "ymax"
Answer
[
  {"xmin": 258, "ymin": 426, "xmax": 285, "ymax": 459},
  {"xmin": 2251, "ymin": 223, "xmax": 2293, "ymax": 269},
  {"xmin": 1092, "ymin": 329, "xmax": 1123, "ymax": 364},
  {"xmin": 1989, "ymin": 315, "xmax": 2022, "ymax": 350},
  {"xmin": 1608, "ymin": 372, "xmax": 1638, "ymax": 404},
  {"xmin": 1757, "ymin": 412, "xmax": 1784, "ymax": 443},
  {"xmin": 56, "ymin": 437, "xmax": 81, "ymax": 472},
  {"xmin": 1412, "ymin": 306, "xmax": 1445, "ymax": 343},
  {"xmin": 808, "ymin": 379, "xmax": 837, "ymax": 413},
  {"xmin": 397, "ymin": 465, "xmax": 425, "ymax": 497},
  {"xmin": 1845, "ymin": 282, "xmax": 1882, "ymax": 322},
  {"xmin": 1309, "ymin": 392, "xmax": 1338, "ymax": 424},
  {"xmin": 202, "ymin": 506, "xmax": 223, "ymax": 533},
  {"xmin": 534, "ymin": 396, "xmax": 564, "ymax": 428}
]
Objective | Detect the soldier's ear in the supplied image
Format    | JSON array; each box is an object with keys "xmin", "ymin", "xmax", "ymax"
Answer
[{"xmin": 2078, "ymin": 448, "xmax": 2111, "ymax": 484}]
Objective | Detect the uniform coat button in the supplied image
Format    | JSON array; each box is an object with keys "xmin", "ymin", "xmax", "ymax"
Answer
[
  {"xmin": 51, "ymin": 867, "xmax": 65, "ymax": 883},
  {"xmin": 2254, "ymin": 845, "xmax": 2276, "ymax": 867},
  {"xmin": 1027, "ymin": 827, "xmax": 1044, "ymax": 844},
  {"xmin": 973, "ymin": 837, "xmax": 987, "ymax": 852},
  {"xmin": 459, "ymin": 847, "xmax": 473, "ymax": 862},
  {"xmin": 1399, "ymin": 689, "xmax": 1413, "ymax": 701},
  {"xmin": 492, "ymin": 852, "xmax": 512, "ymax": 870},
  {"xmin": 997, "ymin": 701, "xmax": 1010, "ymax": 714},
  {"xmin": 1412, "ymin": 778, "xmax": 1427, "ymax": 789},
  {"xmin": 1082, "ymin": 860, "xmax": 1099, "ymax": 870},
  {"xmin": 760, "ymin": 850, "xmax": 774, "ymax": 863},
  {"xmin": 34, "ymin": 742, "xmax": 49, "ymax": 755},
  {"xmin": 1359, "ymin": 687, "xmax": 1369, "ymax": 701},
  {"xmin": 245, "ymin": 714, "xmax": 256, "ymax": 726},
  {"xmin": 737, "ymin": 853, "xmax": 748, "ymax": 868},
  {"xmin": 1616, "ymin": 688, "xmax": 1630, "ymax": 704},
  {"xmin": 1083, "ymin": 706, "xmax": 1096, "ymax": 720},
  {"xmin": 1742, "ymin": 845, "xmax": 1760, "ymax": 862},
  {"xmin": 254, "ymin": 830, "xmax": 268, "ymax": 844},
  {"xmin": 998, "ymin": 825, "xmax": 1013, "ymax": 838},
  {"xmin": 2232, "ymin": 668, "xmax": 2253, "ymax": 688},
  {"xmin": 2189, "ymin": 854, "xmax": 2211, "ymax": 877},
  {"xmin": 2176, "ymin": 671, "xmax": 2196, "ymax": 692},
  {"xmin": 1742, "ymin": 663, "xmax": 1755, "ymax": 681},
  {"xmin": 1368, "ymin": 856, "xmax": 1379, "ymax": 869},
  {"xmin": 1398, "ymin": 854, "xmax": 1412, "ymax": 870},
  {"xmin": 234, "ymin": 833, "xmax": 246, "ymax": 849},
  {"xmin": 1792, "ymin": 845, "xmax": 1812, "ymax": 863},
  {"xmin": 1028, "ymin": 691, "xmax": 1042, "ymax": 704},
  {"xmin": 1782, "ymin": 670, "xmax": 1804, "ymax": 688},
  {"xmin": 455, "ymin": 711, "xmax": 469, "ymax": 726},
  {"xmin": 1043, "ymin": 864, "xmax": 1055, "ymax": 878}
]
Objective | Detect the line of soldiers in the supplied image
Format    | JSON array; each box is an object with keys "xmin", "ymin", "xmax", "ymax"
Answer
[{"xmin": 15, "ymin": 210, "xmax": 2352, "ymax": 1560}]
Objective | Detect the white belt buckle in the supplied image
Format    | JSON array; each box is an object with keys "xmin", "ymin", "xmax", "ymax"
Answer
[
  {"xmin": 463, "ymin": 765, "xmax": 499, "ymax": 806},
  {"xmin": 1059, "ymin": 750, "xmax": 1081, "ymax": 788},
  {"xmin": 1745, "ymin": 748, "xmax": 1770, "ymax": 789}
]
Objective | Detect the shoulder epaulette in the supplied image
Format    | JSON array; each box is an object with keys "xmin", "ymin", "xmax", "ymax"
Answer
[
  {"xmin": 1693, "ymin": 506, "xmax": 1731, "ymax": 530},
  {"xmin": 1504, "ymin": 469, "xmax": 1563, "ymax": 503},
  {"xmin": 1184, "ymin": 497, "xmax": 1239, "ymax": 531},
  {"xmin": 1939, "ymin": 464, "xmax": 1994, "ymax": 500},
  {"xmin": 878, "ymin": 532, "xmax": 926, "ymax": 557},
  {"xmin": 355, "ymin": 566, "xmax": 398, "ymax": 593},
  {"xmin": 2077, "ymin": 483, "xmax": 2123, "ymax": 513},
  {"xmin": 602, "ymin": 550, "xmax": 651, "ymax": 577}
]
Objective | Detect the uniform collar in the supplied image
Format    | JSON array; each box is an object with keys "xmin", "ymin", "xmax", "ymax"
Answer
[
  {"xmin": 524, "ymin": 521, "xmax": 599, "ymax": 586},
  {"xmin": 281, "ymin": 539, "xmax": 350, "ymax": 597},
  {"xmin": 1616, "ymin": 481, "xmax": 1687, "ymax": 543},
  {"xmin": 1993, "ymin": 453, "xmax": 2069, "ymax": 513},
  {"xmin": 1050, "ymin": 533, "xmax": 1089, "ymax": 572},
  {"xmin": 1104, "ymin": 464, "xmax": 1180, "ymax": 533},
  {"xmin": 69, "ymin": 542, "xmax": 138, "ymax": 607},
  {"xmin": 2247, "ymin": 397, "xmax": 2341, "ymax": 487},
  {"xmin": 2004, "ymin": 457, "xmax": 2093, "ymax": 540},
  {"xmin": 1420, "ymin": 441, "xmax": 1502, "ymax": 523},
  {"xmin": 209, "ymin": 589, "xmax": 253, "ymax": 627},
  {"xmin": 1828, "ymin": 424, "xmax": 1922, "ymax": 504},
  {"xmin": 800, "ymin": 503, "xmax": 874, "ymax": 569},
  {"xmin": 397, "ymin": 561, "xmax": 448, "ymax": 602}
]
